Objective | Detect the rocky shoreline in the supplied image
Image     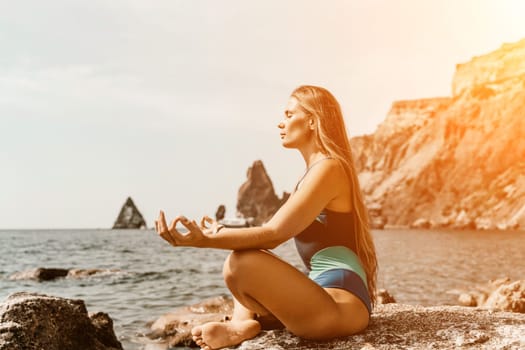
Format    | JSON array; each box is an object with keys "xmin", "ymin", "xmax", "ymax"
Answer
[{"xmin": 1, "ymin": 279, "xmax": 524, "ymax": 350}]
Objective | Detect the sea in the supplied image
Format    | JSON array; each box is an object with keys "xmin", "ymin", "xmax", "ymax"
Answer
[{"xmin": 1, "ymin": 228, "xmax": 524, "ymax": 349}]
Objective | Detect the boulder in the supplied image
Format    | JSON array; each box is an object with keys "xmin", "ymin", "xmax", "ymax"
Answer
[
  {"xmin": 410, "ymin": 218, "xmax": 432, "ymax": 229},
  {"xmin": 484, "ymin": 280, "xmax": 525, "ymax": 313},
  {"xmin": 112, "ymin": 196, "xmax": 147, "ymax": 229},
  {"xmin": 147, "ymin": 295, "xmax": 525, "ymax": 350},
  {"xmin": 376, "ymin": 289, "xmax": 396, "ymax": 304},
  {"xmin": 236, "ymin": 160, "xmax": 289, "ymax": 226},
  {"xmin": 451, "ymin": 210, "xmax": 477, "ymax": 230},
  {"xmin": 456, "ymin": 278, "xmax": 525, "ymax": 313},
  {"xmin": 0, "ymin": 292, "xmax": 122, "ymax": 350}
]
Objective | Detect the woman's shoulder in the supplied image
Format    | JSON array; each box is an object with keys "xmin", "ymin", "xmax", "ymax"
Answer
[
  {"xmin": 301, "ymin": 157, "xmax": 347, "ymax": 191},
  {"xmin": 312, "ymin": 157, "xmax": 346, "ymax": 178},
  {"xmin": 314, "ymin": 158, "xmax": 353, "ymax": 212}
]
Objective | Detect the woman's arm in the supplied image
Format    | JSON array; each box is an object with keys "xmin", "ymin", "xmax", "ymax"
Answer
[{"xmin": 156, "ymin": 159, "xmax": 344, "ymax": 250}]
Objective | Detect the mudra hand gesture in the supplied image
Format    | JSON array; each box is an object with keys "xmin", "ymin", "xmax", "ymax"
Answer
[{"xmin": 155, "ymin": 211, "xmax": 223, "ymax": 247}]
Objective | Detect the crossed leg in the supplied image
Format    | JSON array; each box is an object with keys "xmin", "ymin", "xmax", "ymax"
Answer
[{"xmin": 191, "ymin": 249, "xmax": 369, "ymax": 350}]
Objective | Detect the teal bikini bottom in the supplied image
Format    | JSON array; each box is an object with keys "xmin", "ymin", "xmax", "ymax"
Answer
[{"xmin": 309, "ymin": 246, "xmax": 372, "ymax": 314}]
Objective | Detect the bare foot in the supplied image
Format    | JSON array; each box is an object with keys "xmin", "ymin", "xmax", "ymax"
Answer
[{"xmin": 191, "ymin": 320, "xmax": 261, "ymax": 350}]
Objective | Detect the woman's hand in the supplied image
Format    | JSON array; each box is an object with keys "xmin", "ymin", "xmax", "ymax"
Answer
[
  {"xmin": 199, "ymin": 215, "xmax": 225, "ymax": 235},
  {"xmin": 154, "ymin": 211, "xmax": 223, "ymax": 248}
]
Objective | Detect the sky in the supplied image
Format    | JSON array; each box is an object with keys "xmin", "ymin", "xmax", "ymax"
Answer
[{"xmin": 2, "ymin": 0, "xmax": 525, "ymax": 229}]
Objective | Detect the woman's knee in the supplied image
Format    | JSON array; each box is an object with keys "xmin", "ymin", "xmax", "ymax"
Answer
[{"xmin": 222, "ymin": 249, "xmax": 264, "ymax": 283}]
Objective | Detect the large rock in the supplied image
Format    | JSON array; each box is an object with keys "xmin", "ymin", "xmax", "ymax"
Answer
[
  {"xmin": 352, "ymin": 38, "xmax": 525, "ymax": 230},
  {"xmin": 0, "ymin": 292, "xmax": 122, "ymax": 350},
  {"xmin": 236, "ymin": 160, "xmax": 289, "ymax": 226},
  {"xmin": 112, "ymin": 196, "xmax": 147, "ymax": 229},
  {"xmin": 228, "ymin": 304, "xmax": 525, "ymax": 350},
  {"xmin": 456, "ymin": 278, "xmax": 525, "ymax": 313},
  {"xmin": 146, "ymin": 296, "xmax": 525, "ymax": 349}
]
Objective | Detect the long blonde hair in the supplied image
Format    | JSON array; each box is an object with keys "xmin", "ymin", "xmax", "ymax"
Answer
[{"xmin": 292, "ymin": 85, "xmax": 378, "ymax": 306}]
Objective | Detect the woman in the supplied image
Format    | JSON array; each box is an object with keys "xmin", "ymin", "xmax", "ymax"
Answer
[{"xmin": 155, "ymin": 85, "xmax": 378, "ymax": 350}]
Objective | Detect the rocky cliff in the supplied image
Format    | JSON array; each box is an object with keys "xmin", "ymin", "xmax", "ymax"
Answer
[
  {"xmin": 352, "ymin": 38, "xmax": 525, "ymax": 230},
  {"xmin": 452, "ymin": 38, "xmax": 525, "ymax": 96}
]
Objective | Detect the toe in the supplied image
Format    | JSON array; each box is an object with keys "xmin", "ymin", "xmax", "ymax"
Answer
[{"xmin": 191, "ymin": 325, "xmax": 203, "ymax": 337}]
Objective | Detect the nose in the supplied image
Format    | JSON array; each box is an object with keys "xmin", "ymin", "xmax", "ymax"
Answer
[{"xmin": 277, "ymin": 121, "xmax": 284, "ymax": 129}]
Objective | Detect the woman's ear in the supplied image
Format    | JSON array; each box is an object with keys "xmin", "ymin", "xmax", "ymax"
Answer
[{"xmin": 308, "ymin": 117, "xmax": 316, "ymax": 130}]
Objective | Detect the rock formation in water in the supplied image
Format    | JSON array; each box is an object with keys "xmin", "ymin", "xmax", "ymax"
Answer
[
  {"xmin": 236, "ymin": 160, "xmax": 289, "ymax": 226},
  {"xmin": 112, "ymin": 197, "xmax": 147, "ymax": 229},
  {"xmin": 352, "ymin": 38, "xmax": 525, "ymax": 230},
  {"xmin": 8, "ymin": 268, "xmax": 69, "ymax": 281},
  {"xmin": 8, "ymin": 268, "xmax": 121, "ymax": 281},
  {"xmin": 147, "ymin": 294, "xmax": 525, "ymax": 349},
  {"xmin": 0, "ymin": 292, "xmax": 122, "ymax": 350},
  {"xmin": 215, "ymin": 204, "xmax": 226, "ymax": 221}
]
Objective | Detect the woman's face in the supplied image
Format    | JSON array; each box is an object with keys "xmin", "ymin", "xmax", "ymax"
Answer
[{"xmin": 278, "ymin": 97, "xmax": 313, "ymax": 149}]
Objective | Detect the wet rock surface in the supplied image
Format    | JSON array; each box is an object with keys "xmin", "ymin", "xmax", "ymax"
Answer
[{"xmin": 0, "ymin": 292, "xmax": 122, "ymax": 350}]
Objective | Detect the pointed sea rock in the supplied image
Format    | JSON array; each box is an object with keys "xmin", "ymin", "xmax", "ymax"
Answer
[
  {"xmin": 236, "ymin": 160, "xmax": 288, "ymax": 226},
  {"xmin": 112, "ymin": 197, "xmax": 147, "ymax": 229}
]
